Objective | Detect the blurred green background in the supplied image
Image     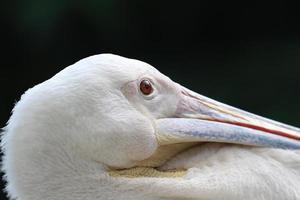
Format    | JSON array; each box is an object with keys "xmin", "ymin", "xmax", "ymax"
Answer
[{"xmin": 1, "ymin": 1, "xmax": 300, "ymax": 199}]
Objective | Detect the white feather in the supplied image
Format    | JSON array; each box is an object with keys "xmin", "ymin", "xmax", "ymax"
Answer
[{"xmin": 2, "ymin": 54, "xmax": 299, "ymax": 200}]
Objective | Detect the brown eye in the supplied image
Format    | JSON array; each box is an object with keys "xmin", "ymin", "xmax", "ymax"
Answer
[{"xmin": 140, "ymin": 80, "xmax": 153, "ymax": 95}]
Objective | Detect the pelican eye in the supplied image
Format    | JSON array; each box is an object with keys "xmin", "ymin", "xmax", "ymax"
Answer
[{"xmin": 140, "ymin": 79, "xmax": 153, "ymax": 95}]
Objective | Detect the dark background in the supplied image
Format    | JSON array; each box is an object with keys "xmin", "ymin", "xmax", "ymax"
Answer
[{"xmin": 1, "ymin": 1, "xmax": 300, "ymax": 199}]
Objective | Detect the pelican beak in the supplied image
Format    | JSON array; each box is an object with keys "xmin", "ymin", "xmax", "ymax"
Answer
[{"xmin": 156, "ymin": 86, "xmax": 300, "ymax": 149}]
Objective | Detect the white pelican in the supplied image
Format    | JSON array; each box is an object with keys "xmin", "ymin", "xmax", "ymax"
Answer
[{"xmin": 1, "ymin": 54, "xmax": 300, "ymax": 200}]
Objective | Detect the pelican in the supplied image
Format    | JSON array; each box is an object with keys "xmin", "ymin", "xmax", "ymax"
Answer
[{"xmin": 1, "ymin": 54, "xmax": 300, "ymax": 200}]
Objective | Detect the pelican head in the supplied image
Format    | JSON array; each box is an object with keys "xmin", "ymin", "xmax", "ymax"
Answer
[{"xmin": 2, "ymin": 54, "xmax": 300, "ymax": 199}]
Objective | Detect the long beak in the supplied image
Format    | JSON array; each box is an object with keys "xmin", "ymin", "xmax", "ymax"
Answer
[{"xmin": 156, "ymin": 86, "xmax": 300, "ymax": 149}]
